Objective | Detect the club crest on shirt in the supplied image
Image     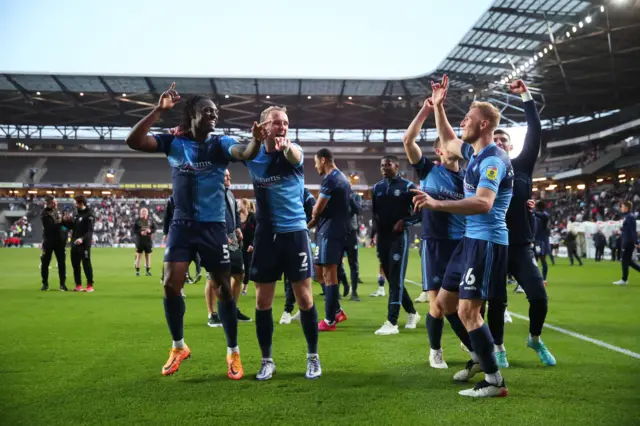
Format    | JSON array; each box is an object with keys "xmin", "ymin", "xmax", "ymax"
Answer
[
  {"xmin": 486, "ymin": 166, "xmax": 498, "ymax": 180},
  {"xmin": 393, "ymin": 189, "xmax": 401, "ymax": 196}
]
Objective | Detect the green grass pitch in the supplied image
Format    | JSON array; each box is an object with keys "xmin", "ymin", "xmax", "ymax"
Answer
[{"xmin": 1, "ymin": 248, "xmax": 639, "ymax": 425}]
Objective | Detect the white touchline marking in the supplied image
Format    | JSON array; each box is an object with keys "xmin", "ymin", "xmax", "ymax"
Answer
[{"xmin": 404, "ymin": 279, "xmax": 640, "ymax": 360}]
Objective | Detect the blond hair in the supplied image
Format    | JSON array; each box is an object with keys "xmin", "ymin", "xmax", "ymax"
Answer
[
  {"xmin": 260, "ymin": 106, "xmax": 287, "ymax": 123},
  {"xmin": 470, "ymin": 101, "xmax": 501, "ymax": 132}
]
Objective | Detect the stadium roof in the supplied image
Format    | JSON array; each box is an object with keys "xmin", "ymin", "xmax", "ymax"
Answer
[{"xmin": 1, "ymin": 0, "xmax": 639, "ymax": 135}]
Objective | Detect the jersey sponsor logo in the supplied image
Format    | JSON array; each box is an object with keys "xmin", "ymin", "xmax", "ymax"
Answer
[
  {"xmin": 253, "ymin": 175, "xmax": 282, "ymax": 188},
  {"xmin": 175, "ymin": 160, "xmax": 214, "ymax": 173},
  {"xmin": 486, "ymin": 166, "xmax": 498, "ymax": 180}
]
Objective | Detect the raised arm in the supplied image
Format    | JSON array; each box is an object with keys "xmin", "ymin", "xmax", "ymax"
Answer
[
  {"xmin": 432, "ymin": 75, "xmax": 464, "ymax": 159},
  {"xmin": 403, "ymin": 98, "xmax": 433, "ymax": 164},
  {"xmin": 125, "ymin": 83, "xmax": 180, "ymax": 153},
  {"xmin": 229, "ymin": 120, "xmax": 271, "ymax": 162},
  {"xmin": 510, "ymin": 80, "xmax": 541, "ymax": 174},
  {"xmin": 273, "ymin": 137, "xmax": 303, "ymax": 166}
]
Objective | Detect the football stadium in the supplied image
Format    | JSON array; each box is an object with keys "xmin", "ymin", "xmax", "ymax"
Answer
[{"xmin": 2, "ymin": 0, "xmax": 640, "ymax": 424}]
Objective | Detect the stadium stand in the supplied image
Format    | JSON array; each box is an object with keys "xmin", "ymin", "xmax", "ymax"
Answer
[
  {"xmin": 0, "ymin": 156, "xmax": 38, "ymax": 182},
  {"xmin": 39, "ymin": 157, "xmax": 113, "ymax": 183},
  {"xmin": 119, "ymin": 158, "xmax": 170, "ymax": 183}
]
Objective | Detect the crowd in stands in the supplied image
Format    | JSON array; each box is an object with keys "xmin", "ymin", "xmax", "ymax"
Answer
[
  {"xmin": 66, "ymin": 197, "xmax": 165, "ymax": 246},
  {"xmin": 543, "ymin": 180, "xmax": 640, "ymax": 230},
  {"xmin": 2, "ymin": 216, "xmax": 32, "ymax": 247}
]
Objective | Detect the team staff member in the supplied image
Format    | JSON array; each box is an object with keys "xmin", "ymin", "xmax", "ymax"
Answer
[
  {"xmin": 613, "ymin": 201, "xmax": 640, "ymax": 285},
  {"xmin": 67, "ymin": 195, "xmax": 95, "ymax": 292},
  {"xmin": 133, "ymin": 207, "xmax": 157, "ymax": 277},
  {"xmin": 40, "ymin": 195, "xmax": 68, "ymax": 291},
  {"xmin": 371, "ymin": 155, "xmax": 421, "ymax": 335}
]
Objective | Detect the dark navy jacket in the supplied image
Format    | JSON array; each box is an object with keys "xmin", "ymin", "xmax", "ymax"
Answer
[
  {"xmin": 371, "ymin": 175, "xmax": 421, "ymax": 237},
  {"xmin": 621, "ymin": 213, "xmax": 638, "ymax": 247},
  {"xmin": 506, "ymin": 99, "xmax": 542, "ymax": 246}
]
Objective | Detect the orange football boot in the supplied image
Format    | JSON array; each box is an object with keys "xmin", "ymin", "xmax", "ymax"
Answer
[
  {"xmin": 226, "ymin": 352, "xmax": 244, "ymax": 380},
  {"xmin": 161, "ymin": 345, "xmax": 191, "ymax": 376}
]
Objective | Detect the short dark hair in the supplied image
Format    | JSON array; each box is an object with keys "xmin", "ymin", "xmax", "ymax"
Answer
[
  {"xmin": 622, "ymin": 201, "xmax": 633, "ymax": 210},
  {"xmin": 494, "ymin": 129, "xmax": 511, "ymax": 140},
  {"xmin": 433, "ymin": 137, "xmax": 442, "ymax": 151},
  {"xmin": 381, "ymin": 155, "xmax": 399, "ymax": 164},
  {"xmin": 536, "ymin": 200, "xmax": 545, "ymax": 211},
  {"xmin": 74, "ymin": 195, "xmax": 87, "ymax": 206},
  {"xmin": 315, "ymin": 148, "xmax": 334, "ymax": 163},
  {"xmin": 44, "ymin": 195, "xmax": 55, "ymax": 203}
]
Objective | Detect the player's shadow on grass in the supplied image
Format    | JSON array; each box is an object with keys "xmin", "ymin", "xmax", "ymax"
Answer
[{"xmin": 178, "ymin": 370, "xmax": 461, "ymax": 391}]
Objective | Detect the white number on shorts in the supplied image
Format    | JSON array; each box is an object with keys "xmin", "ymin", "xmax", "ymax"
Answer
[
  {"xmin": 299, "ymin": 252, "xmax": 308, "ymax": 270},
  {"xmin": 314, "ymin": 245, "xmax": 320, "ymax": 257},
  {"xmin": 222, "ymin": 244, "xmax": 230, "ymax": 261},
  {"xmin": 463, "ymin": 268, "xmax": 476, "ymax": 286}
]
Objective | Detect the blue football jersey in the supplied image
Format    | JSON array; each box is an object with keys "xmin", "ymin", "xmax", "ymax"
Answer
[
  {"xmin": 413, "ymin": 156, "xmax": 465, "ymax": 240},
  {"xmin": 245, "ymin": 144, "xmax": 307, "ymax": 233},
  {"xmin": 318, "ymin": 168, "xmax": 352, "ymax": 239},
  {"xmin": 154, "ymin": 133, "xmax": 238, "ymax": 222},
  {"xmin": 461, "ymin": 142, "xmax": 513, "ymax": 245}
]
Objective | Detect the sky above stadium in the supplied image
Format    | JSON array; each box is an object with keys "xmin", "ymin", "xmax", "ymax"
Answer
[{"xmin": 0, "ymin": 0, "xmax": 492, "ymax": 79}]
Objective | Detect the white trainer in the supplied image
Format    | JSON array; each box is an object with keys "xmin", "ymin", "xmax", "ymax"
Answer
[
  {"xmin": 305, "ymin": 354, "xmax": 322, "ymax": 379},
  {"xmin": 370, "ymin": 287, "xmax": 386, "ymax": 297},
  {"xmin": 504, "ymin": 310, "xmax": 513, "ymax": 324},
  {"xmin": 279, "ymin": 311, "xmax": 292, "ymax": 325},
  {"xmin": 291, "ymin": 310, "xmax": 301, "ymax": 321},
  {"xmin": 453, "ymin": 360, "xmax": 482, "ymax": 381},
  {"xmin": 374, "ymin": 321, "xmax": 399, "ymax": 335},
  {"xmin": 613, "ymin": 280, "xmax": 628, "ymax": 286},
  {"xmin": 415, "ymin": 291, "xmax": 430, "ymax": 303},
  {"xmin": 405, "ymin": 312, "xmax": 421, "ymax": 329},
  {"xmin": 515, "ymin": 285, "xmax": 525, "ymax": 293},
  {"xmin": 429, "ymin": 348, "xmax": 448, "ymax": 369},
  {"xmin": 256, "ymin": 359, "xmax": 276, "ymax": 381},
  {"xmin": 459, "ymin": 380, "xmax": 508, "ymax": 398}
]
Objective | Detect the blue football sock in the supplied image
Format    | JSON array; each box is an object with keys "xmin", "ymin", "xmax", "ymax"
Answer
[
  {"xmin": 163, "ymin": 295, "xmax": 186, "ymax": 342},
  {"xmin": 217, "ymin": 298, "xmax": 238, "ymax": 348},
  {"xmin": 426, "ymin": 313, "xmax": 444, "ymax": 350},
  {"xmin": 255, "ymin": 308, "xmax": 273, "ymax": 358},
  {"xmin": 300, "ymin": 305, "xmax": 319, "ymax": 354},
  {"xmin": 469, "ymin": 323, "xmax": 499, "ymax": 374},
  {"xmin": 324, "ymin": 285, "xmax": 339, "ymax": 323}
]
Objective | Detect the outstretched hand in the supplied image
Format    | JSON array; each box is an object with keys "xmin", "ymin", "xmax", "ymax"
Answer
[
  {"xmin": 252, "ymin": 120, "xmax": 272, "ymax": 141},
  {"xmin": 431, "ymin": 74, "xmax": 449, "ymax": 106},
  {"xmin": 158, "ymin": 82, "xmax": 181, "ymax": 111},
  {"xmin": 422, "ymin": 97, "xmax": 435, "ymax": 112},
  {"xmin": 274, "ymin": 137, "xmax": 291, "ymax": 152},
  {"xmin": 411, "ymin": 188, "xmax": 436, "ymax": 211}
]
